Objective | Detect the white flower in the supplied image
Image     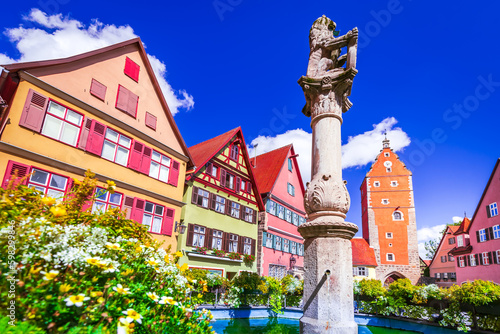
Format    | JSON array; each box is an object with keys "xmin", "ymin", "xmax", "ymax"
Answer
[
  {"xmin": 122, "ymin": 309, "xmax": 142, "ymax": 323},
  {"xmin": 113, "ymin": 284, "xmax": 130, "ymax": 295},
  {"xmin": 147, "ymin": 292, "xmax": 159, "ymax": 302},
  {"xmin": 65, "ymin": 294, "xmax": 90, "ymax": 307}
]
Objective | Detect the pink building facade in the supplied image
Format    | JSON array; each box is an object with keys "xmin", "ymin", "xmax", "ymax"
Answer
[
  {"xmin": 428, "ymin": 225, "xmax": 460, "ymax": 287},
  {"xmin": 251, "ymin": 145, "xmax": 306, "ymax": 278},
  {"xmin": 451, "ymin": 159, "xmax": 500, "ymax": 284}
]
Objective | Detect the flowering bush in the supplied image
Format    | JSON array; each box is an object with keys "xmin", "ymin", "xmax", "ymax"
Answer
[
  {"xmin": 0, "ymin": 172, "xmax": 214, "ymax": 333},
  {"xmin": 212, "ymin": 249, "xmax": 225, "ymax": 257},
  {"xmin": 227, "ymin": 252, "xmax": 241, "ymax": 260},
  {"xmin": 355, "ymin": 278, "xmax": 500, "ymax": 332},
  {"xmin": 243, "ymin": 254, "xmax": 255, "ymax": 265},
  {"xmin": 194, "ymin": 246, "xmax": 208, "ymax": 255}
]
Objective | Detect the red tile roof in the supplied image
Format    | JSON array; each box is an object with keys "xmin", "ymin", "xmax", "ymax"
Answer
[
  {"xmin": 188, "ymin": 127, "xmax": 240, "ymax": 169},
  {"xmin": 454, "ymin": 217, "xmax": 471, "ymax": 235},
  {"xmin": 423, "ymin": 260, "xmax": 431, "ymax": 267},
  {"xmin": 351, "ymin": 238, "xmax": 377, "ymax": 266},
  {"xmin": 249, "ymin": 145, "xmax": 292, "ymax": 194}
]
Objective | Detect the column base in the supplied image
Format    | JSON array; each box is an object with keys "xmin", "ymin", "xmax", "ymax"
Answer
[{"xmin": 300, "ymin": 316, "xmax": 358, "ymax": 334}]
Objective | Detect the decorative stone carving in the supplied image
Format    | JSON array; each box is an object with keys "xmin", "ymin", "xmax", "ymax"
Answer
[
  {"xmin": 304, "ymin": 174, "xmax": 350, "ymax": 215},
  {"xmin": 298, "ymin": 15, "xmax": 359, "ymax": 334}
]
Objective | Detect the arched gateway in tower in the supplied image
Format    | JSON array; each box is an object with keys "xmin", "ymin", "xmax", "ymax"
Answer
[{"xmin": 360, "ymin": 138, "xmax": 421, "ymax": 284}]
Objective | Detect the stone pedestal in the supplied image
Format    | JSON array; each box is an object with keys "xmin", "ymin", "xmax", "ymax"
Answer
[{"xmin": 297, "ymin": 15, "xmax": 359, "ymax": 334}]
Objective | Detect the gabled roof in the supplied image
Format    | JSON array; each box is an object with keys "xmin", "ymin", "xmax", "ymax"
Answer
[
  {"xmin": 352, "ymin": 238, "xmax": 377, "ymax": 266},
  {"xmin": 249, "ymin": 144, "xmax": 305, "ymax": 196},
  {"xmin": 454, "ymin": 217, "xmax": 472, "ymax": 235},
  {"xmin": 187, "ymin": 127, "xmax": 264, "ymax": 210},
  {"xmin": 188, "ymin": 128, "xmax": 239, "ymax": 169},
  {"xmin": 1, "ymin": 38, "xmax": 193, "ymax": 166},
  {"xmin": 467, "ymin": 158, "xmax": 500, "ymax": 232},
  {"xmin": 422, "ymin": 259, "xmax": 431, "ymax": 267},
  {"xmin": 428, "ymin": 224, "xmax": 460, "ymax": 267}
]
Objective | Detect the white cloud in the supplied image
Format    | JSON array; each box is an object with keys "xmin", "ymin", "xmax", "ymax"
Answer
[
  {"xmin": 0, "ymin": 9, "xmax": 193, "ymax": 115},
  {"xmin": 417, "ymin": 224, "xmax": 446, "ymax": 259},
  {"xmin": 342, "ymin": 117, "xmax": 411, "ymax": 169},
  {"xmin": 247, "ymin": 117, "xmax": 410, "ymax": 183},
  {"xmin": 452, "ymin": 216, "xmax": 463, "ymax": 224},
  {"xmin": 248, "ymin": 129, "xmax": 312, "ymax": 182}
]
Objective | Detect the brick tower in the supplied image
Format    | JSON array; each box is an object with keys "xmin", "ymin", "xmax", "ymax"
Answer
[{"xmin": 360, "ymin": 137, "xmax": 420, "ymax": 284}]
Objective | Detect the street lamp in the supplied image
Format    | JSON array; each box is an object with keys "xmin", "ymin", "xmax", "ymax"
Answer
[
  {"xmin": 290, "ymin": 255, "xmax": 297, "ymax": 270},
  {"xmin": 174, "ymin": 221, "xmax": 187, "ymax": 234}
]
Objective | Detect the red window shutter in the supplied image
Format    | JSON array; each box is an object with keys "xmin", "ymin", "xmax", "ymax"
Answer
[
  {"xmin": 191, "ymin": 186, "xmax": 199, "ymax": 204},
  {"xmin": 252, "ymin": 210, "xmax": 257, "ymax": 224},
  {"xmin": 145, "ymin": 112, "xmax": 157, "ymax": 130},
  {"xmin": 237, "ymin": 235, "xmax": 244, "ymax": 254},
  {"xmin": 168, "ymin": 160, "xmax": 180, "ymax": 187},
  {"xmin": 235, "ymin": 177, "xmax": 241, "ymax": 193},
  {"xmin": 205, "ymin": 228, "xmax": 212, "ymax": 248},
  {"xmin": 476, "ymin": 231, "xmax": 480, "ymax": 243},
  {"xmin": 251, "ymin": 238, "xmax": 256, "ymax": 256},
  {"xmin": 2, "ymin": 161, "xmax": 30, "ymax": 188},
  {"xmin": 123, "ymin": 196, "xmax": 135, "ymax": 219},
  {"xmin": 456, "ymin": 257, "xmax": 460, "ymax": 267},
  {"xmin": 206, "ymin": 162, "xmax": 213, "ymax": 176},
  {"xmin": 247, "ymin": 181, "xmax": 252, "ymax": 193},
  {"xmin": 131, "ymin": 198, "xmax": 145, "ymax": 224},
  {"xmin": 116, "ymin": 85, "xmax": 138, "ymax": 118},
  {"xmin": 90, "ymin": 79, "xmax": 107, "ymax": 101},
  {"xmin": 124, "ymin": 57, "xmax": 140, "ymax": 82},
  {"xmin": 186, "ymin": 224, "xmax": 195, "ymax": 247},
  {"xmin": 128, "ymin": 140, "xmax": 144, "ymax": 171},
  {"xmin": 85, "ymin": 120, "xmax": 106, "ymax": 156},
  {"xmin": 78, "ymin": 117, "xmax": 93, "ymax": 150},
  {"xmin": 161, "ymin": 208, "xmax": 175, "ymax": 236},
  {"xmin": 140, "ymin": 146, "xmax": 152, "ymax": 174},
  {"xmin": 225, "ymin": 200, "xmax": 232, "ymax": 216},
  {"xmin": 220, "ymin": 169, "xmax": 226, "ymax": 188},
  {"xmin": 209, "ymin": 193, "xmax": 216, "ymax": 210},
  {"xmin": 223, "ymin": 233, "xmax": 230, "ymax": 252},
  {"xmin": 19, "ymin": 89, "xmax": 48, "ymax": 132}
]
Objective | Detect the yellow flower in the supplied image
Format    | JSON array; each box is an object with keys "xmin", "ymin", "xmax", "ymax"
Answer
[
  {"xmin": 92, "ymin": 277, "xmax": 99, "ymax": 283},
  {"xmin": 45, "ymin": 295, "xmax": 52, "ymax": 300},
  {"xmin": 135, "ymin": 246, "xmax": 143, "ymax": 253},
  {"xmin": 72, "ymin": 178, "xmax": 82, "ymax": 185},
  {"xmin": 146, "ymin": 258, "xmax": 159, "ymax": 267},
  {"xmin": 121, "ymin": 269, "xmax": 134, "ymax": 276},
  {"xmin": 41, "ymin": 270, "xmax": 59, "ymax": 281},
  {"xmin": 105, "ymin": 242, "xmax": 123, "ymax": 251},
  {"xmin": 179, "ymin": 263, "xmax": 188, "ymax": 273},
  {"xmin": 164, "ymin": 255, "xmax": 170, "ymax": 263},
  {"xmin": 97, "ymin": 297, "xmax": 105, "ymax": 304},
  {"xmin": 147, "ymin": 292, "xmax": 159, "ymax": 302},
  {"xmin": 159, "ymin": 296, "xmax": 177, "ymax": 305},
  {"xmin": 174, "ymin": 251, "xmax": 183, "ymax": 258},
  {"xmin": 106, "ymin": 180, "xmax": 116, "ymax": 193},
  {"xmin": 29, "ymin": 266, "xmax": 42, "ymax": 275},
  {"xmin": 59, "ymin": 283, "xmax": 72, "ymax": 293},
  {"xmin": 90, "ymin": 291, "xmax": 103, "ymax": 298},
  {"xmin": 65, "ymin": 294, "xmax": 90, "ymax": 307},
  {"xmin": 50, "ymin": 206, "xmax": 67, "ymax": 217},
  {"xmin": 86, "ymin": 258, "xmax": 101, "ymax": 266},
  {"xmin": 113, "ymin": 284, "xmax": 130, "ymax": 295},
  {"xmin": 41, "ymin": 197, "xmax": 56, "ymax": 206},
  {"xmin": 122, "ymin": 309, "xmax": 142, "ymax": 324}
]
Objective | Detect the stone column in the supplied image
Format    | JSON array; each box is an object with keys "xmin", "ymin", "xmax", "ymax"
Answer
[{"xmin": 298, "ymin": 15, "xmax": 359, "ymax": 334}]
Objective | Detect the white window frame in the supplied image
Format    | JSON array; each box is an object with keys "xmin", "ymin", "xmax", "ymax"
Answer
[
  {"xmin": 354, "ymin": 266, "xmax": 367, "ymax": 277},
  {"xmin": 443, "ymin": 272, "xmax": 448, "ymax": 279},
  {"xmin": 390, "ymin": 181, "xmax": 398, "ymax": 187},
  {"xmin": 28, "ymin": 168, "xmax": 68, "ymax": 199},
  {"xmin": 386, "ymin": 232, "xmax": 393, "ymax": 239},
  {"xmin": 149, "ymin": 150, "xmax": 171, "ymax": 182},
  {"xmin": 373, "ymin": 181, "xmax": 380, "ymax": 187},
  {"xmin": 244, "ymin": 207, "xmax": 254, "ymax": 223},
  {"xmin": 243, "ymin": 237, "xmax": 252, "ymax": 255},
  {"xmin": 41, "ymin": 101, "xmax": 83, "ymax": 147},
  {"xmin": 283, "ymin": 239, "xmax": 290, "ymax": 253},
  {"xmin": 275, "ymin": 236, "xmax": 282, "ymax": 250},
  {"xmin": 470, "ymin": 254, "xmax": 476, "ymax": 267},
  {"xmin": 265, "ymin": 233, "xmax": 273, "ymax": 248},
  {"xmin": 392, "ymin": 211, "xmax": 403, "ymax": 221},
  {"xmin": 101, "ymin": 128, "xmax": 131, "ymax": 166},
  {"xmin": 386, "ymin": 167, "xmax": 392, "ymax": 173},
  {"xmin": 268, "ymin": 200, "xmax": 277, "ymax": 215},
  {"xmin": 482, "ymin": 252, "xmax": 490, "ymax": 265},
  {"xmin": 435, "ymin": 273, "xmax": 440, "ymax": 279},
  {"xmin": 92, "ymin": 187, "xmax": 123, "ymax": 213},
  {"xmin": 382, "ymin": 199, "xmax": 389, "ymax": 205},
  {"xmin": 277, "ymin": 205, "xmax": 285, "ymax": 219},
  {"xmin": 215, "ymin": 195, "xmax": 226, "ymax": 214},
  {"xmin": 230, "ymin": 202, "xmax": 241, "ymax": 218},
  {"xmin": 479, "ymin": 229, "xmax": 487, "ymax": 242},
  {"xmin": 142, "ymin": 201, "xmax": 165, "ymax": 234},
  {"xmin": 457, "ymin": 235, "xmax": 464, "ymax": 247},
  {"xmin": 489, "ymin": 202, "xmax": 498, "ymax": 217},
  {"xmin": 212, "ymin": 230, "xmax": 223, "ymax": 250},
  {"xmin": 228, "ymin": 234, "xmax": 238, "ymax": 252},
  {"xmin": 386, "ymin": 253, "xmax": 395, "ymax": 261},
  {"xmin": 494, "ymin": 225, "xmax": 500, "ymax": 239},
  {"xmin": 285, "ymin": 209, "xmax": 292, "ymax": 223},
  {"xmin": 384, "ymin": 152, "xmax": 390, "ymax": 157},
  {"xmin": 211, "ymin": 165, "xmax": 218, "ymax": 178},
  {"xmin": 195, "ymin": 188, "xmax": 210, "ymax": 208},
  {"xmin": 287, "ymin": 182, "xmax": 295, "ymax": 196},
  {"xmin": 459, "ymin": 256, "xmax": 465, "ymax": 267}
]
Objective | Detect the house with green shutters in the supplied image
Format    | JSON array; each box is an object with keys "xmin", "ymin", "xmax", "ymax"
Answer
[{"xmin": 177, "ymin": 128, "xmax": 264, "ymax": 279}]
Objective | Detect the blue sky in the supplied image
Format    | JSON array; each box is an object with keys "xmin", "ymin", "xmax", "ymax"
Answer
[{"xmin": 2, "ymin": 0, "xmax": 500, "ymax": 257}]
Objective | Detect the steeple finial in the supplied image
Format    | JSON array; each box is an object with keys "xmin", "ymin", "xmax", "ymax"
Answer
[{"xmin": 382, "ymin": 132, "xmax": 390, "ymax": 149}]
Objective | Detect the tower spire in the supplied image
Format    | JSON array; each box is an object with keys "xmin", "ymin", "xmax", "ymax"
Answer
[{"xmin": 382, "ymin": 132, "xmax": 390, "ymax": 149}]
